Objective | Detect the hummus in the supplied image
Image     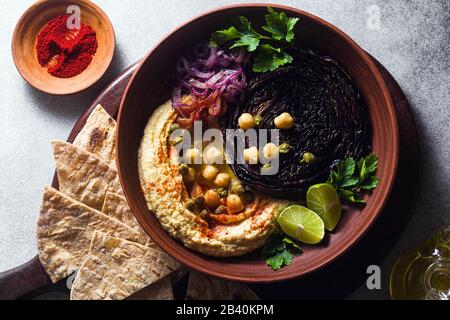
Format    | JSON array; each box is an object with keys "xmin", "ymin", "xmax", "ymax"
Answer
[{"xmin": 138, "ymin": 101, "xmax": 282, "ymax": 257}]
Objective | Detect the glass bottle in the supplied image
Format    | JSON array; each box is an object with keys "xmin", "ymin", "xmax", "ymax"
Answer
[{"xmin": 390, "ymin": 226, "xmax": 450, "ymax": 300}]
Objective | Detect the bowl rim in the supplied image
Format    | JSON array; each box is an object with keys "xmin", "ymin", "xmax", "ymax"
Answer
[
  {"xmin": 11, "ymin": 0, "xmax": 116, "ymax": 96},
  {"xmin": 117, "ymin": 3, "xmax": 399, "ymax": 283}
]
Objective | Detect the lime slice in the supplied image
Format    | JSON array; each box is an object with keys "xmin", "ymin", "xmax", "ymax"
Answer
[
  {"xmin": 277, "ymin": 205, "xmax": 325, "ymax": 244},
  {"xmin": 306, "ymin": 183, "xmax": 341, "ymax": 232}
]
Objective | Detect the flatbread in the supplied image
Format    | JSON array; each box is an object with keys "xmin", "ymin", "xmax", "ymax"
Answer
[
  {"xmin": 73, "ymin": 104, "xmax": 117, "ymax": 166},
  {"xmin": 70, "ymin": 231, "xmax": 179, "ymax": 300},
  {"xmin": 101, "ymin": 192, "xmax": 143, "ymax": 233},
  {"xmin": 127, "ymin": 277, "xmax": 173, "ymax": 300},
  {"xmin": 36, "ymin": 187, "xmax": 149, "ymax": 283},
  {"xmin": 101, "ymin": 192, "xmax": 154, "ymax": 247},
  {"xmin": 52, "ymin": 141, "xmax": 123, "ymax": 210},
  {"xmin": 186, "ymin": 271, "xmax": 260, "ymax": 300}
]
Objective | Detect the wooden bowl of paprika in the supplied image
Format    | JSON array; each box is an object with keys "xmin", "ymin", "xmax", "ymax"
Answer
[{"xmin": 12, "ymin": 0, "xmax": 115, "ymax": 95}]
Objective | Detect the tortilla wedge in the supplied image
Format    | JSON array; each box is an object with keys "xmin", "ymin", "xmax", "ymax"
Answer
[
  {"xmin": 36, "ymin": 187, "xmax": 149, "ymax": 283},
  {"xmin": 52, "ymin": 141, "xmax": 123, "ymax": 210},
  {"xmin": 73, "ymin": 104, "xmax": 117, "ymax": 166},
  {"xmin": 70, "ymin": 231, "xmax": 179, "ymax": 300},
  {"xmin": 186, "ymin": 271, "xmax": 259, "ymax": 300}
]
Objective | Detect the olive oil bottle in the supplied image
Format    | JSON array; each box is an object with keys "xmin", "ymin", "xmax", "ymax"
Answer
[{"xmin": 390, "ymin": 227, "xmax": 450, "ymax": 300}]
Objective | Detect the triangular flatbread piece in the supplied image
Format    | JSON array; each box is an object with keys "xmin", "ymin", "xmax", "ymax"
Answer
[
  {"xmin": 186, "ymin": 271, "xmax": 259, "ymax": 300},
  {"xmin": 36, "ymin": 187, "xmax": 149, "ymax": 283},
  {"xmin": 70, "ymin": 231, "xmax": 179, "ymax": 300},
  {"xmin": 73, "ymin": 104, "xmax": 116, "ymax": 166},
  {"xmin": 52, "ymin": 141, "xmax": 123, "ymax": 210}
]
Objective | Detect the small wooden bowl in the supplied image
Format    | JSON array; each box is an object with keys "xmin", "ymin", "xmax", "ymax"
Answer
[
  {"xmin": 12, "ymin": 0, "xmax": 115, "ymax": 95},
  {"xmin": 117, "ymin": 4, "xmax": 399, "ymax": 283}
]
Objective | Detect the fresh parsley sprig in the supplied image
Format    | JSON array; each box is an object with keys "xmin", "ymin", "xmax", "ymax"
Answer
[
  {"xmin": 210, "ymin": 7, "xmax": 300, "ymax": 73},
  {"xmin": 328, "ymin": 154, "xmax": 379, "ymax": 203},
  {"xmin": 262, "ymin": 233, "xmax": 302, "ymax": 270}
]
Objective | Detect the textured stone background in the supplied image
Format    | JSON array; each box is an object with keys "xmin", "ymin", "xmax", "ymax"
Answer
[{"xmin": 0, "ymin": 0, "xmax": 448, "ymax": 299}]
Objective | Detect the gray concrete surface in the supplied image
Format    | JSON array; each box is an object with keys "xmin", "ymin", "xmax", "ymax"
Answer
[{"xmin": 0, "ymin": 0, "xmax": 449, "ymax": 300}]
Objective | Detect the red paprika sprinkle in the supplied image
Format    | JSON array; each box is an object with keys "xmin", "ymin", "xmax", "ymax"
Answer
[{"xmin": 36, "ymin": 15, "xmax": 98, "ymax": 78}]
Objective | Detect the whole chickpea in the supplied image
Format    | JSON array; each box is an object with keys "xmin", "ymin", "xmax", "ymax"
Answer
[
  {"xmin": 203, "ymin": 145, "xmax": 224, "ymax": 164},
  {"xmin": 263, "ymin": 143, "xmax": 279, "ymax": 159},
  {"xmin": 274, "ymin": 112, "xmax": 294, "ymax": 129},
  {"xmin": 185, "ymin": 148, "xmax": 201, "ymax": 164},
  {"xmin": 238, "ymin": 113, "xmax": 256, "ymax": 130},
  {"xmin": 204, "ymin": 190, "xmax": 221, "ymax": 209},
  {"xmin": 214, "ymin": 173, "xmax": 231, "ymax": 187},
  {"xmin": 202, "ymin": 165, "xmax": 219, "ymax": 181},
  {"xmin": 243, "ymin": 147, "xmax": 259, "ymax": 164},
  {"xmin": 227, "ymin": 194, "xmax": 245, "ymax": 213}
]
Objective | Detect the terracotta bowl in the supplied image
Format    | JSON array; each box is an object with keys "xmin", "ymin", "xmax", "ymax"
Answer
[
  {"xmin": 117, "ymin": 4, "xmax": 399, "ymax": 283},
  {"xmin": 12, "ymin": 0, "xmax": 115, "ymax": 95}
]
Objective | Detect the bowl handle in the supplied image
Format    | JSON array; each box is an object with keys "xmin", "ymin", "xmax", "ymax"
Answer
[{"xmin": 0, "ymin": 255, "xmax": 51, "ymax": 300}]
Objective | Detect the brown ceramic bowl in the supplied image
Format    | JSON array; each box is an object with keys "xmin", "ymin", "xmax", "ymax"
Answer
[
  {"xmin": 117, "ymin": 4, "xmax": 399, "ymax": 283},
  {"xmin": 12, "ymin": 0, "xmax": 115, "ymax": 95}
]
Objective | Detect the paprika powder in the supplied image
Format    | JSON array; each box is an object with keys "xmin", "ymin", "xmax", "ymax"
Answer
[{"xmin": 36, "ymin": 15, "xmax": 98, "ymax": 78}]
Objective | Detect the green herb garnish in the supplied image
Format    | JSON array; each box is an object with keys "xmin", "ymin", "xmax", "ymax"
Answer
[
  {"xmin": 263, "ymin": 234, "xmax": 302, "ymax": 270},
  {"xmin": 328, "ymin": 154, "xmax": 379, "ymax": 203},
  {"xmin": 210, "ymin": 7, "xmax": 300, "ymax": 73}
]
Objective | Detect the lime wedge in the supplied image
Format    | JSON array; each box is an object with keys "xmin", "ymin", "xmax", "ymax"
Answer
[
  {"xmin": 277, "ymin": 205, "xmax": 325, "ymax": 244},
  {"xmin": 306, "ymin": 183, "xmax": 341, "ymax": 232}
]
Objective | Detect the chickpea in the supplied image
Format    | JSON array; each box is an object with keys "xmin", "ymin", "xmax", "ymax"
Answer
[
  {"xmin": 204, "ymin": 190, "xmax": 221, "ymax": 209},
  {"xmin": 185, "ymin": 148, "xmax": 201, "ymax": 164},
  {"xmin": 263, "ymin": 143, "xmax": 279, "ymax": 159},
  {"xmin": 214, "ymin": 173, "xmax": 231, "ymax": 187},
  {"xmin": 184, "ymin": 167, "xmax": 196, "ymax": 183},
  {"xmin": 243, "ymin": 147, "xmax": 259, "ymax": 164},
  {"xmin": 227, "ymin": 194, "xmax": 244, "ymax": 213},
  {"xmin": 203, "ymin": 145, "xmax": 224, "ymax": 164},
  {"xmin": 202, "ymin": 165, "xmax": 219, "ymax": 181},
  {"xmin": 238, "ymin": 113, "xmax": 256, "ymax": 130},
  {"xmin": 274, "ymin": 112, "xmax": 294, "ymax": 129}
]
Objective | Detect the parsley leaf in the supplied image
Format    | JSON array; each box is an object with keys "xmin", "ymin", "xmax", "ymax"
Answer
[
  {"xmin": 209, "ymin": 7, "xmax": 300, "ymax": 73},
  {"xmin": 210, "ymin": 26, "xmax": 242, "ymax": 47},
  {"xmin": 253, "ymin": 44, "xmax": 293, "ymax": 72},
  {"xmin": 328, "ymin": 154, "xmax": 379, "ymax": 204},
  {"xmin": 262, "ymin": 7, "xmax": 300, "ymax": 43},
  {"xmin": 263, "ymin": 234, "xmax": 302, "ymax": 270},
  {"xmin": 266, "ymin": 250, "xmax": 293, "ymax": 270}
]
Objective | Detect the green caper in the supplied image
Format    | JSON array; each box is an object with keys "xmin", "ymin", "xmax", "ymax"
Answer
[
  {"xmin": 186, "ymin": 200, "xmax": 196, "ymax": 211},
  {"xmin": 179, "ymin": 163, "xmax": 189, "ymax": 175},
  {"xmin": 230, "ymin": 179, "xmax": 245, "ymax": 195},
  {"xmin": 216, "ymin": 187, "xmax": 228, "ymax": 198},
  {"xmin": 193, "ymin": 195, "xmax": 205, "ymax": 207},
  {"xmin": 300, "ymin": 152, "xmax": 316, "ymax": 164},
  {"xmin": 262, "ymin": 163, "xmax": 272, "ymax": 171},
  {"xmin": 243, "ymin": 191, "xmax": 255, "ymax": 203},
  {"xmin": 172, "ymin": 136, "xmax": 184, "ymax": 146},
  {"xmin": 254, "ymin": 115, "xmax": 262, "ymax": 127},
  {"xmin": 215, "ymin": 205, "xmax": 228, "ymax": 214},
  {"xmin": 169, "ymin": 123, "xmax": 181, "ymax": 134},
  {"xmin": 199, "ymin": 209, "xmax": 209, "ymax": 221},
  {"xmin": 279, "ymin": 143, "xmax": 292, "ymax": 154}
]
